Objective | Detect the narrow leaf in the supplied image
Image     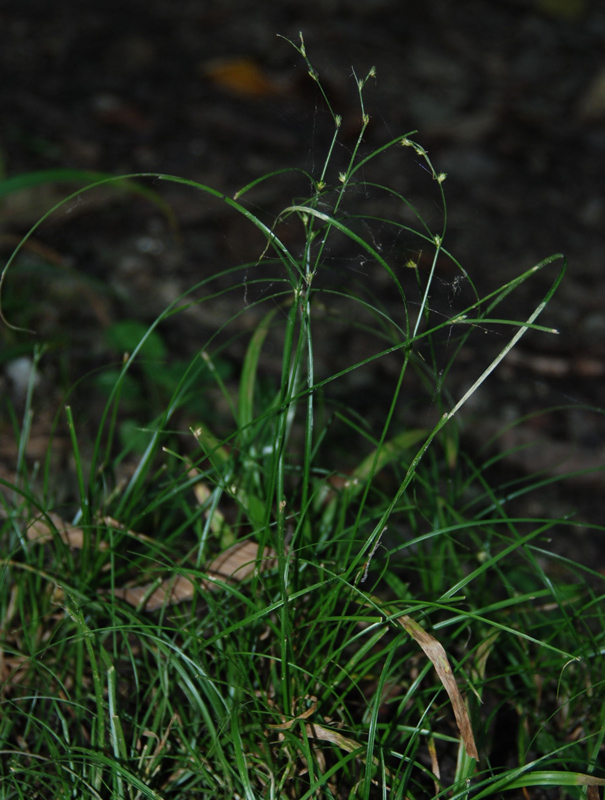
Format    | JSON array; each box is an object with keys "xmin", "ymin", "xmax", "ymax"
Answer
[{"xmin": 396, "ymin": 613, "xmax": 479, "ymax": 761}]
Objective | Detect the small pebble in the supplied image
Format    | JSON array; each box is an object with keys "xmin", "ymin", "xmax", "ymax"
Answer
[{"xmin": 5, "ymin": 356, "xmax": 41, "ymax": 401}]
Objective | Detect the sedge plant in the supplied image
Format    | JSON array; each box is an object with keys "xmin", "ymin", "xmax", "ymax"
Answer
[{"xmin": 1, "ymin": 35, "xmax": 604, "ymax": 800}]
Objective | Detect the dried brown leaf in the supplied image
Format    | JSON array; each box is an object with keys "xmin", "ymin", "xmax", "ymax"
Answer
[
  {"xmin": 201, "ymin": 57, "xmax": 285, "ymax": 97},
  {"xmin": 188, "ymin": 469, "xmax": 231, "ymax": 539},
  {"xmin": 113, "ymin": 540, "xmax": 277, "ymax": 611},
  {"xmin": 113, "ymin": 575, "xmax": 195, "ymax": 611},
  {"xmin": 397, "ymin": 613, "xmax": 479, "ymax": 762},
  {"xmin": 206, "ymin": 540, "xmax": 276, "ymax": 584},
  {"xmin": 275, "ymin": 721, "xmax": 392, "ymax": 781},
  {"xmin": 302, "ymin": 723, "xmax": 362, "ymax": 754},
  {"xmin": 267, "ymin": 697, "xmax": 319, "ymax": 731},
  {"xmin": 26, "ymin": 512, "xmax": 108, "ymax": 550}
]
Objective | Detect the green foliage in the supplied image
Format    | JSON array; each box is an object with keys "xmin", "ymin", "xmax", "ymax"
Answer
[
  {"xmin": 96, "ymin": 319, "xmax": 233, "ymax": 451},
  {"xmin": 1, "ymin": 36, "xmax": 604, "ymax": 800}
]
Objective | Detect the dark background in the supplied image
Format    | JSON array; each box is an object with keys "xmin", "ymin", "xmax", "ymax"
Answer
[{"xmin": 1, "ymin": 0, "xmax": 604, "ymax": 549}]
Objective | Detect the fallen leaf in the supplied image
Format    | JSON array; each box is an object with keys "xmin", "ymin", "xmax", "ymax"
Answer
[
  {"xmin": 269, "ymin": 717, "xmax": 364, "ymax": 755},
  {"xmin": 113, "ymin": 539, "xmax": 277, "ymax": 611},
  {"xmin": 113, "ymin": 575, "xmax": 195, "ymax": 611},
  {"xmin": 26, "ymin": 512, "xmax": 109, "ymax": 550},
  {"xmin": 189, "ymin": 470, "xmax": 232, "ymax": 541},
  {"xmin": 302, "ymin": 723, "xmax": 363, "ymax": 754},
  {"xmin": 267, "ymin": 697, "xmax": 319, "ymax": 730},
  {"xmin": 270, "ymin": 720, "xmax": 392, "ymax": 782},
  {"xmin": 207, "ymin": 539, "xmax": 276, "ymax": 584},
  {"xmin": 201, "ymin": 57, "xmax": 285, "ymax": 98},
  {"xmin": 396, "ymin": 613, "xmax": 479, "ymax": 762}
]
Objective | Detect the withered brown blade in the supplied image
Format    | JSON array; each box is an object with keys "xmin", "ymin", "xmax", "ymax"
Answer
[{"xmin": 397, "ymin": 613, "xmax": 479, "ymax": 762}]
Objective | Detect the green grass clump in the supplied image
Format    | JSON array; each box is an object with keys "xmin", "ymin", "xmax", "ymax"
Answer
[{"xmin": 1, "ymin": 36, "xmax": 604, "ymax": 800}]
